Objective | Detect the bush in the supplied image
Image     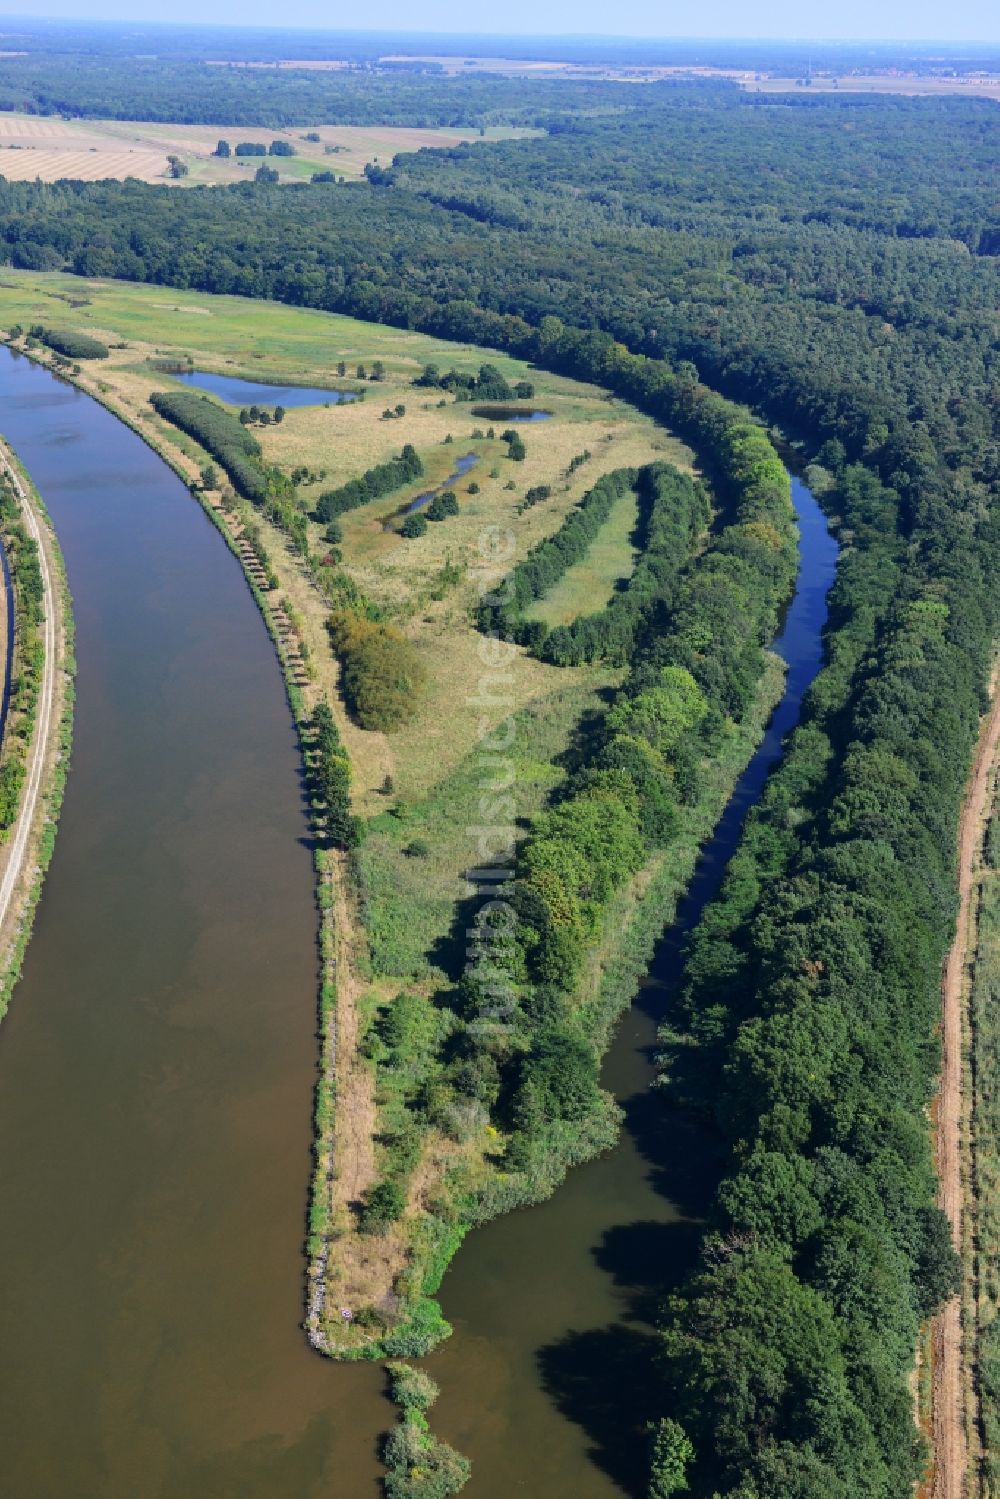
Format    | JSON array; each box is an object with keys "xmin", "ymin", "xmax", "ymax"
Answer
[
  {"xmin": 426, "ymin": 491, "xmax": 459, "ymax": 522},
  {"xmin": 401, "ymin": 512, "xmax": 428, "ymax": 539},
  {"xmin": 36, "ymin": 326, "xmax": 108, "ymax": 360},
  {"xmin": 150, "ymin": 390, "xmax": 266, "ymax": 501},
  {"xmin": 383, "ymin": 1413, "xmax": 470, "ymax": 1498},
  {"xmin": 386, "ymin": 1362, "xmax": 439, "ymax": 1412},
  {"xmin": 315, "ymin": 445, "xmax": 423, "ymax": 522},
  {"xmin": 359, "ymin": 1180, "xmax": 406, "ymax": 1234},
  {"xmin": 328, "ymin": 611, "xmax": 428, "ymax": 731}
]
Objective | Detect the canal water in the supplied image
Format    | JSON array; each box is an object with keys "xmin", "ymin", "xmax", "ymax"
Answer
[
  {"xmin": 0, "ymin": 347, "xmax": 386, "ymax": 1498},
  {"xmin": 0, "ymin": 339, "xmax": 836, "ymax": 1499}
]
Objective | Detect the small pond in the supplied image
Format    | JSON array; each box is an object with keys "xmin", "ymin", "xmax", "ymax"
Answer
[
  {"xmin": 471, "ymin": 404, "xmax": 552, "ymax": 423},
  {"xmin": 174, "ymin": 370, "xmax": 357, "ymax": 408}
]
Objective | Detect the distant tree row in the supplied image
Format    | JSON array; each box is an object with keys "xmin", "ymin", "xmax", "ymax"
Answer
[{"xmin": 214, "ymin": 139, "xmax": 297, "ymax": 159}]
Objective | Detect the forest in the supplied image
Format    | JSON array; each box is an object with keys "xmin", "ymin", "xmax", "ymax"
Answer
[{"xmin": 1, "ymin": 70, "xmax": 998, "ymax": 1498}]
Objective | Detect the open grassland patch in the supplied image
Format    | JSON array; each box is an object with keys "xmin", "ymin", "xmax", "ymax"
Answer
[
  {"xmin": 524, "ymin": 481, "xmax": 640, "ymax": 627},
  {"xmin": 356, "ymin": 673, "xmax": 616, "ymax": 983},
  {"xmin": 0, "ymin": 273, "xmax": 691, "ymax": 810}
]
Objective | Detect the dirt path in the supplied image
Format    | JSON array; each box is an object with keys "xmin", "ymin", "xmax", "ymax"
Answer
[
  {"xmin": 330, "ymin": 852, "xmax": 376, "ymax": 1212},
  {"xmin": 931, "ymin": 680, "xmax": 1000, "ymax": 1499},
  {"xmin": 0, "ymin": 447, "xmax": 57, "ymax": 934}
]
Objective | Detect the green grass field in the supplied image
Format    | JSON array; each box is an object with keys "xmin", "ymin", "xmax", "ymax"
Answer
[
  {"xmin": 356, "ymin": 672, "xmax": 617, "ymax": 983},
  {"xmin": 524, "ymin": 482, "xmax": 640, "ymax": 628},
  {"xmin": 0, "ymin": 271, "xmax": 694, "ymax": 813}
]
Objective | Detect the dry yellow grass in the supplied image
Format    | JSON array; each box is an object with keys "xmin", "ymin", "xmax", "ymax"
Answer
[{"xmin": 0, "ymin": 113, "xmax": 532, "ymax": 185}]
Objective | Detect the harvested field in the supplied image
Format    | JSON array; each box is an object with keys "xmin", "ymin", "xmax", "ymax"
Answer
[{"xmin": 0, "ymin": 113, "xmax": 535, "ymax": 185}]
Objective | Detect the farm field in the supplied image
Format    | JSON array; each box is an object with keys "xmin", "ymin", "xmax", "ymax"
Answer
[{"xmin": 0, "ymin": 113, "xmax": 533, "ymax": 184}]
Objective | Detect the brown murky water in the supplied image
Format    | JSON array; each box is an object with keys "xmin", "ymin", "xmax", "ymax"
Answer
[{"xmin": 0, "ymin": 349, "xmax": 386, "ymax": 1499}]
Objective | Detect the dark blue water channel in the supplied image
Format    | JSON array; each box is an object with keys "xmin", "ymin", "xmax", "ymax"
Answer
[
  {"xmin": 426, "ymin": 474, "xmax": 839, "ymax": 1497},
  {"xmin": 404, "ymin": 452, "xmax": 480, "ymax": 514}
]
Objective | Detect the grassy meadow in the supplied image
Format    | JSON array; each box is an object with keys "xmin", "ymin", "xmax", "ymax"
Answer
[{"xmin": 524, "ymin": 481, "xmax": 640, "ymax": 628}]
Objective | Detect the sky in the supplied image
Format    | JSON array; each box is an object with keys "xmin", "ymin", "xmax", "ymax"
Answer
[{"xmin": 10, "ymin": 2, "xmax": 1000, "ymax": 43}]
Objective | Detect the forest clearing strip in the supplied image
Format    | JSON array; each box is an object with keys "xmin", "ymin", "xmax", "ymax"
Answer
[{"xmin": 931, "ymin": 673, "xmax": 1000, "ymax": 1498}]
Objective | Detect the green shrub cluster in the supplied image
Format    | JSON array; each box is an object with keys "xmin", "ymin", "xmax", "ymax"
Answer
[
  {"xmin": 308, "ymin": 700, "xmax": 358, "ymax": 850},
  {"xmin": 425, "ymin": 490, "xmax": 458, "ymax": 522},
  {"xmin": 400, "ymin": 511, "xmax": 427, "ymax": 539},
  {"xmin": 413, "ymin": 361, "xmax": 532, "ymax": 403},
  {"xmin": 328, "ymin": 611, "xmax": 428, "ymax": 732},
  {"xmin": 31, "ymin": 325, "xmax": 108, "ymax": 360},
  {"xmin": 382, "ymin": 1406, "xmax": 470, "ymax": 1498},
  {"xmin": 315, "ymin": 445, "xmax": 423, "ymax": 523},
  {"xmin": 360, "ymin": 987, "xmax": 454, "ymax": 1232},
  {"xmin": 517, "ymin": 483, "xmax": 551, "ymax": 513},
  {"xmin": 149, "ymin": 389, "xmax": 266, "ymax": 502},
  {"xmin": 502, "ymin": 428, "xmax": 526, "ymax": 462}
]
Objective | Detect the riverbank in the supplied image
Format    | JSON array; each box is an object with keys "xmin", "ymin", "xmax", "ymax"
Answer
[
  {"xmin": 0, "ymin": 322, "xmax": 697, "ymax": 1360},
  {"xmin": 0, "ymin": 440, "xmax": 74, "ymax": 1020}
]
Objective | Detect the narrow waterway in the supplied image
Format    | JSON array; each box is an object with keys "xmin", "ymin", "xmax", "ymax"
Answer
[
  {"xmin": 0, "ymin": 340, "xmax": 836, "ymax": 1499},
  {"xmin": 0, "ymin": 347, "xmax": 387, "ymax": 1498},
  {"xmin": 427, "ymin": 474, "xmax": 838, "ymax": 1495}
]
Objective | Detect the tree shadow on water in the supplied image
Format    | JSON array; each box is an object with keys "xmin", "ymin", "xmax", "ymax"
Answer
[
  {"xmin": 536, "ymin": 1324, "xmax": 662, "ymax": 1497},
  {"xmin": 594, "ymin": 1217, "xmax": 705, "ymax": 1324},
  {"xmin": 536, "ymin": 1213, "xmax": 705, "ymax": 1495}
]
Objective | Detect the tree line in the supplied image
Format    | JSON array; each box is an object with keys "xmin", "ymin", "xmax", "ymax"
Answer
[
  {"xmin": 479, "ymin": 463, "xmax": 710, "ymax": 667},
  {"xmin": 314, "ymin": 444, "xmax": 423, "ymax": 525}
]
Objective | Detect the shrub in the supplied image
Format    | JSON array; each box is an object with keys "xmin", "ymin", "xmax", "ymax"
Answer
[
  {"xmin": 149, "ymin": 390, "xmax": 266, "ymax": 501},
  {"xmin": 426, "ymin": 491, "xmax": 459, "ymax": 522},
  {"xmin": 315, "ymin": 445, "xmax": 423, "ymax": 522},
  {"xmin": 386, "ymin": 1362, "xmax": 439, "ymax": 1413},
  {"xmin": 36, "ymin": 326, "xmax": 108, "ymax": 360},
  {"xmin": 401, "ymin": 512, "xmax": 428, "ymax": 539},
  {"xmin": 328, "ymin": 611, "xmax": 428, "ymax": 731},
  {"xmin": 359, "ymin": 1180, "xmax": 406, "ymax": 1234}
]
